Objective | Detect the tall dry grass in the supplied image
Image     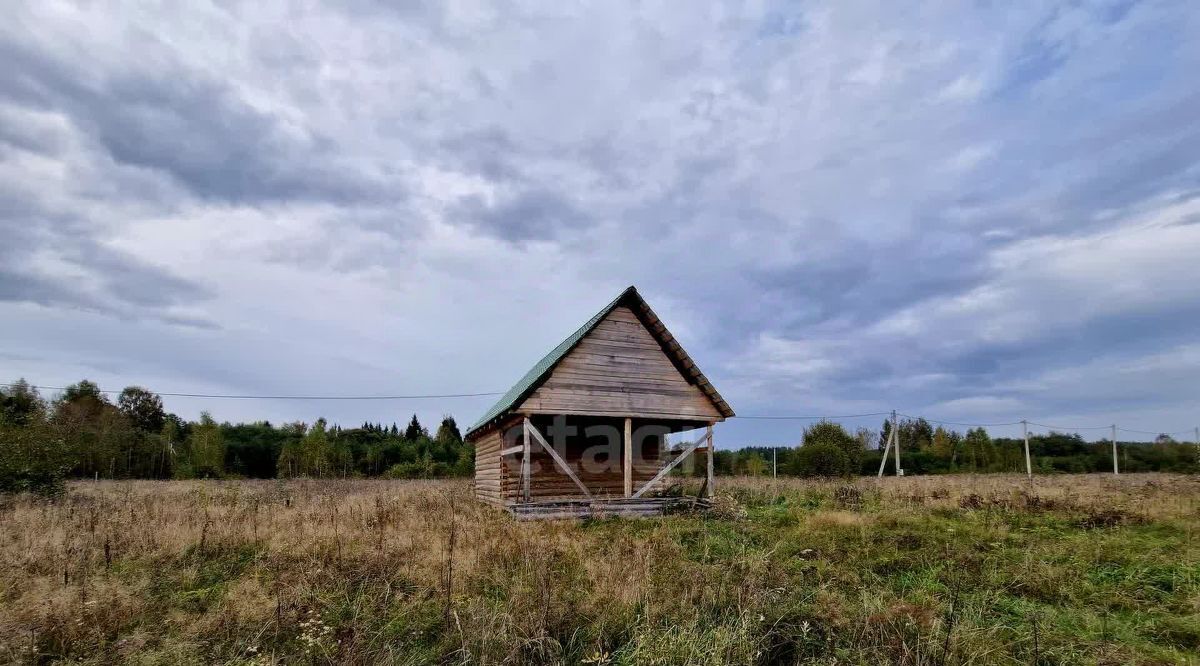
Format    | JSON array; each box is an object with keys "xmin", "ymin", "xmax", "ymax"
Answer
[{"xmin": 0, "ymin": 473, "xmax": 1197, "ymax": 664}]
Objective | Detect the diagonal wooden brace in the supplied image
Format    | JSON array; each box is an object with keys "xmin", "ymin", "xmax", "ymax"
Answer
[
  {"xmin": 524, "ymin": 417, "xmax": 592, "ymax": 498},
  {"xmin": 633, "ymin": 433, "xmax": 706, "ymax": 498}
]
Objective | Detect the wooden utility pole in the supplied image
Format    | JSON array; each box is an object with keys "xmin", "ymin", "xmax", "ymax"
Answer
[
  {"xmin": 772, "ymin": 447, "xmax": 777, "ymax": 479},
  {"xmin": 892, "ymin": 410, "xmax": 902, "ymax": 476},
  {"xmin": 1111, "ymin": 424, "xmax": 1119, "ymax": 476},
  {"xmin": 877, "ymin": 416, "xmax": 895, "ymax": 478},
  {"xmin": 1022, "ymin": 420, "xmax": 1032, "ymax": 479}
]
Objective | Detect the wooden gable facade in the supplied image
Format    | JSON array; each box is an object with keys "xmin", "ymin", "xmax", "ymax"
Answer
[{"xmin": 466, "ymin": 286, "xmax": 733, "ymax": 518}]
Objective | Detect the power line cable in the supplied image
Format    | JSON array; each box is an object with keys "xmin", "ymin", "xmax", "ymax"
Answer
[
  {"xmin": 736, "ymin": 411, "xmax": 890, "ymax": 420},
  {"xmin": 896, "ymin": 412, "xmax": 1023, "ymax": 428},
  {"xmin": 0, "ymin": 383, "xmax": 504, "ymax": 400},
  {"xmin": 1118, "ymin": 427, "xmax": 1195, "ymax": 437},
  {"xmin": 1026, "ymin": 421, "xmax": 1113, "ymax": 431}
]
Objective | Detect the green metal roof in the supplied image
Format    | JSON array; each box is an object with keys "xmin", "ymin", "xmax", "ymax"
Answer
[
  {"xmin": 465, "ymin": 285, "xmax": 734, "ymax": 439},
  {"xmin": 466, "ymin": 287, "xmax": 633, "ymax": 437}
]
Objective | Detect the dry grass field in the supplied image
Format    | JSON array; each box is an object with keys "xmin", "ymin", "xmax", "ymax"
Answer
[{"xmin": 1, "ymin": 474, "xmax": 1198, "ymax": 665}]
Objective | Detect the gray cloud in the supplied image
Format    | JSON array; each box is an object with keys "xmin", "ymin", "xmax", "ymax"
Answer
[
  {"xmin": 450, "ymin": 188, "xmax": 592, "ymax": 242},
  {"xmin": 0, "ymin": 270, "xmax": 80, "ymax": 309},
  {"xmin": 0, "ymin": 220, "xmax": 217, "ymax": 326},
  {"xmin": 0, "ymin": 36, "xmax": 394, "ymax": 206},
  {"xmin": 1, "ymin": 0, "xmax": 1198, "ymax": 443}
]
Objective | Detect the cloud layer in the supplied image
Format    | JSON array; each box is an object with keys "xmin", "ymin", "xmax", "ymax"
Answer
[{"xmin": 3, "ymin": 0, "xmax": 1199, "ymax": 444}]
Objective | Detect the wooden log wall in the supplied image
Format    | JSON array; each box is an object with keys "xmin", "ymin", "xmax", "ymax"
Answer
[
  {"xmin": 500, "ymin": 433, "xmax": 665, "ymax": 502},
  {"xmin": 473, "ymin": 428, "xmax": 504, "ymax": 507}
]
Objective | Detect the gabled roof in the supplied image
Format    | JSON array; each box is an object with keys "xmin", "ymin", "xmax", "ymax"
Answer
[{"xmin": 465, "ymin": 286, "xmax": 733, "ymax": 439}]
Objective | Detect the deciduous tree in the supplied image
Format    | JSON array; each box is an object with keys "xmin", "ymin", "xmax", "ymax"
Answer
[{"xmin": 118, "ymin": 386, "xmax": 166, "ymax": 434}]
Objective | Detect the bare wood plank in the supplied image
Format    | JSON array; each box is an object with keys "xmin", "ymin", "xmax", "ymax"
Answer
[
  {"xmin": 624, "ymin": 417, "xmax": 632, "ymax": 497},
  {"xmin": 556, "ymin": 359, "xmax": 678, "ymax": 377},
  {"xmin": 521, "ymin": 420, "xmax": 531, "ymax": 503},
  {"xmin": 590, "ymin": 325, "xmax": 652, "ymax": 340},
  {"xmin": 539, "ymin": 383, "xmax": 695, "ymax": 399},
  {"xmin": 555, "ymin": 358, "xmax": 685, "ymax": 380},
  {"xmin": 569, "ymin": 346, "xmax": 674, "ymax": 363},
  {"xmin": 520, "ymin": 399, "xmax": 718, "ymax": 419},
  {"xmin": 522, "ymin": 400, "xmax": 715, "ymax": 415},
  {"xmin": 584, "ymin": 318, "xmax": 656, "ymax": 334},
  {"xmin": 566, "ymin": 348, "xmax": 678, "ymax": 363},
  {"xmin": 580, "ymin": 333, "xmax": 663, "ymax": 350},
  {"xmin": 584, "ymin": 319, "xmax": 658, "ymax": 335},
  {"xmin": 523, "ymin": 387, "xmax": 715, "ymax": 406},
  {"xmin": 552, "ymin": 362, "xmax": 681, "ymax": 380},
  {"xmin": 706, "ymin": 425, "xmax": 714, "ymax": 498},
  {"xmin": 562, "ymin": 348, "xmax": 677, "ymax": 364},
  {"xmin": 499, "ymin": 444, "xmax": 524, "ymax": 457},
  {"xmin": 546, "ymin": 370, "xmax": 689, "ymax": 389},
  {"xmin": 534, "ymin": 384, "xmax": 709, "ymax": 402},
  {"xmin": 523, "ymin": 407, "xmax": 721, "ymax": 422},
  {"xmin": 549, "ymin": 366, "xmax": 686, "ymax": 385},
  {"xmin": 602, "ymin": 306, "xmax": 641, "ymax": 322},
  {"xmin": 536, "ymin": 376, "xmax": 700, "ymax": 393}
]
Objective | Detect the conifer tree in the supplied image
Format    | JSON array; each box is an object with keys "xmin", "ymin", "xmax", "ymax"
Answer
[{"xmin": 404, "ymin": 414, "xmax": 427, "ymax": 441}]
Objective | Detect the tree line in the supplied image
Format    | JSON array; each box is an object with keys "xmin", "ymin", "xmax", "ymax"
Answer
[
  {"xmin": 0, "ymin": 379, "xmax": 472, "ymax": 495},
  {"xmin": 4, "ymin": 378, "xmax": 1197, "ymax": 495},
  {"xmin": 705, "ymin": 418, "xmax": 1199, "ymax": 477}
]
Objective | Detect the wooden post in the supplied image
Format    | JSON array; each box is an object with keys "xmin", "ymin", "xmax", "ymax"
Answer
[
  {"xmin": 1022, "ymin": 420, "xmax": 1032, "ymax": 479},
  {"xmin": 623, "ymin": 417, "xmax": 633, "ymax": 497},
  {"xmin": 706, "ymin": 424, "xmax": 714, "ymax": 497},
  {"xmin": 521, "ymin": 418, "xmax": 531, "ymax": 502},
  {"xmin": 1111, "ymin": 424, "xmax": 1119, "ymax": 476},
  {"xmin": 892, "ymin": 410, "xmax": 902, "ymax": 476},
  {"xmin": 877, "ymin": 426, "xmax": 893, "ymax": 478},
  {"xmin": 772, "ymin": 447, "xmax": 777, "ymax": 479}
]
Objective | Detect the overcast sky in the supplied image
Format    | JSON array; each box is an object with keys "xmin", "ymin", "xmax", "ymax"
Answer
[{"xmin": 2, "ymin": 1, "xmax": 1199, "ymax": 446}]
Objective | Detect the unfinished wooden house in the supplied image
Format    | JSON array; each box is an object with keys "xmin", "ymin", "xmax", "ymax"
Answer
[{"xmin": 465, "ymin": 286, "xmax": 734, "ymax": 519}]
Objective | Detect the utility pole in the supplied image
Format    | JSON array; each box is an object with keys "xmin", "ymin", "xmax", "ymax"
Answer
[
  {"xmin": 1111, "ymin": 424, "xmax": 1119, "ymax": 476},
  {"xmin": 877, "ymin": 425, "xmax": 893, "ymax": 478},
  {"xmin": 892, "ymin": 410, "xmax": 902, "ymax": 476},
  {"xmin": 1022, "ymin": 420, "xmax": 1032, "ymax": 479},
  {"xmin": 772, "ymin": 447, "xmax": 777, "ymax": 479}
]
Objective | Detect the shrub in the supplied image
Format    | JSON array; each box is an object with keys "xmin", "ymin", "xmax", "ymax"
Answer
[
  {"xmin": 795, "ymin": 421, "xmax": 863, "ymax": 474},
  {"xmin": 792, "ymin": 441, "xmax": 851, "ymax": 478},
  {"xmin": 0, "ymin": 422, "xmax": 71, "ymax": 497}
]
